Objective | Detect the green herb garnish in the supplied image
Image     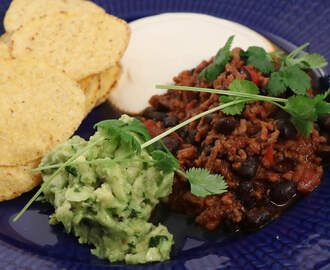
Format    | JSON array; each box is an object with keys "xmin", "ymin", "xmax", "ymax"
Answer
[
  {"xmin": 219, "ymin": 79, "xmax": 259, "ymax": 115},
  {"xmin": 149, "ymin": 235, "xmax": 169, "ymax": 248},
  {"xmin": 65, "ymin": 165, "xmax": 78, "ymax": 177},
  {"xmin": 94, "ymin": 118, "xmax": 151, "ymax": 154},
  {"xmin": 285, "ymin": 43, "xmax": 327, "ymax": 69},
  {"xmin": 267, "ymin": 43, "xmax": 327, "ymax": 96},
  {"xmin": 156, "ymin": 79, "xmax": 330, "ymax": 138},
  {"xmin": 267, "ymin": 65, "xmax": 310, "ymax": 96},
  {"xmin": 198, "ymin": 35, "xmax": 234, "ymax": 81},
  {"xmin": 241, "ymin": 46, "xmax": 274, "ymax": 74},
  {"xmin": 177, "ymin": 168, "xmax": 227, "ymax": 197}
]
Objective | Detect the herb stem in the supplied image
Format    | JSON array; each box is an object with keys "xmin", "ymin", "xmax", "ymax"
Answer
[
  {"xmin": 13, "ymin": 137, "xmax": 104, "ymax": 222},
  {"xmin": 33, "ymin": 158, "xmax": 153, "ymax": 171},
  {"xmin": 174, "ymin": 168, "xmax": 187, "ymax": 177},
  {"xmin": 156, "ymin": 85, "xmax": 288, "ymax": 103},
  {"xmin": 141, "ymin": 100, "xmax": 246, "ymax": 149},
  {"xmin": 287, "ymin": 43, "xmax": 309, "ymax": 59}
]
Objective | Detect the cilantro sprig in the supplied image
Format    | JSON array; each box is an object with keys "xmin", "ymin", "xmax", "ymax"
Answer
[
  {"xmin": 266, "ymin": 43, "xmax": 327, "ymax": 96},
  {"xmin": 241, "ymin": 46, "xmax": 274, "ymax": 74},
  {"xmin": 156, "ymin": 80, "xmax": 330, "ymax": 138},
  {"xmin": 198, "ymin": 35, "xmax": 234, "ymax": 81},
  {"xmin": 176, "ymin": 168, "xmax": 227, "ymax": 197},
  {"xmin": 219, "ymin": 79, "xmax": 259, "ymax": 115}
]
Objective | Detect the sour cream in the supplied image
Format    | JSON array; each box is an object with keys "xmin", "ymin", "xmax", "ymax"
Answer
[{"xmin": 109, "ymin": 13, "xmax": 277, "ymax": 114}]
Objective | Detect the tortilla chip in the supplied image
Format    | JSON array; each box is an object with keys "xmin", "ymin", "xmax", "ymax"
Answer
[
  {"xmin": 79, "ymin": 63, "xmax": 122, "ymax": 113},
  {"xmin": 10, "ymin": 12, "xmax": 130, "ymax": 81},
  {"xmin": 4, "ymin": 0, "xmax": 105, "ymax": 33},
  {"xmin": 0, "ymin": 159, "xmax": 41, "ymax": 201},
  {"xmin": 79, "ymin": 71, "xmax": 100, "ymax": 114},
  {"xmin": 0, "ymin": 41, "xmax": 11, "ymax": 59},
  {"xmin": 0, "ymin": 32, "xmax": 12, "ymax": 45},
  {"xmin": 0, "ymin": 58, "xmax": 85, "ymax": 166},
  {"xmin": 96, "ymin": 63, "xmax": 122, "ymax": 107}
]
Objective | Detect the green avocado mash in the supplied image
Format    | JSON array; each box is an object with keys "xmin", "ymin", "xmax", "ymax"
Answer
[{"xmin": 39, "ymin": 115, "xmax": 174, "ymax": 264}]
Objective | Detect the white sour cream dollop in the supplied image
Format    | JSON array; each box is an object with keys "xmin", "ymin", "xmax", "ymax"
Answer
[{"xmin": 109, "ymin": 13, "xmax": 276, "ymax": 114}]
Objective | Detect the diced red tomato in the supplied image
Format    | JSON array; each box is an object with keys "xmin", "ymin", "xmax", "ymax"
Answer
[
  {"xmin": 264, "ymin": 144, "xmax": 274, "ymax": 166},
  {"xmin": 245, "ymin": 65, "xmax": 260, "ymax": 86},
  {"xmin": 298, "ymin": 167, "xmax": 321, "ymax": 193},
  {"xmin": 143, "ymin": 119, "xmax": 162, "ymax": 137}
]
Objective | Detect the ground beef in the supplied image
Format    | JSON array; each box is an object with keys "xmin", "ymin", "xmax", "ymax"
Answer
[{"xmin": 142, "ymin": 47, "xmax": 329, "ymax": 231}]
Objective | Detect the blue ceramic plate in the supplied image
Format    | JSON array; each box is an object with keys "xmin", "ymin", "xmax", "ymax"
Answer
[{"xmin": 0, "ymin": 1, "xmax": 329, "ymax": 269}]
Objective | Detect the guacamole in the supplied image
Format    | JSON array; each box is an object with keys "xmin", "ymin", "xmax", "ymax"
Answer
[{"xmin": 39, "ymin": 115, "xmax": 174, "ymax": 264}]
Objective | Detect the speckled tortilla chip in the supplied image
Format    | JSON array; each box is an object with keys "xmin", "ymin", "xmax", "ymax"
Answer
[
  {"xmin": 0, "ymin": 32, "xmax": 12, "ymax": 45},
  {"xmin": 4, "ymin": 0, "xmax": 105, "ymax": 33},
  {"xmin": 0, "ymin": 159, "xmax": 41, "ymax": 201},
  {"xmin": 96, "ymin": 63, "xmax": 122, "ymax": 107},
  {"xmin": 0, "ymin": 41, "xmax": 11, "ymax": 59},
  {"xmin": 79, "ymin": 63, "xmax": 122, "ymax": 114},
  {"xmin": 10, "ymin": 12, "xmax": 130, "ymax": 81},
  {"xmin": 0, "ymin": 58, "xmax": 85, "ymax": 166}
]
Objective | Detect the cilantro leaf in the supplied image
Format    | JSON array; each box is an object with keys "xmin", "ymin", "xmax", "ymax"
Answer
[
  {"xmin": 280, "ymin": 66, "xmax": 310, "ymax": 95},
  {"xmin": 267, "ymin": 66, "xmax": 310, "ymax": 97},
  {"xmin": 267, "ymin": 71, "xmax": 286, "ymax": 96},
  {"xmin": 65, "ymin": 166, "xmax": 78, "ymax": 177},
  {"xmin": 220, "ymin": 95, "xmax": 246, "ymax": 115},
  {"xmin": 284, "ymin": 95, "xmax": 318, "ymax": 121},
  {"xmin": 149, "ymin": 235, "xmax": 169, "ymax": 248},
  {"xmin": 151, "ymin": 150, "xmax": 179, "ymax": 174},
  {"xmin": 185, "ymin": 168, "xmax": 227, "ymax": 197},
  {"xmin": 291, "ymin": 117, "xmax": 314, "ymax": 138},
  {"xmin": 94, "ymin": 119, "xmax": 142, "ymax": 154},
  {"xmin": 219, "ymin": 79, "xmax": 259, "ymax": 115},
  {"xmin": 285, "ymin": 43, "xmax": 328, "ymax": 70},
  {"xmin": 283, "ymin": 94, "xmax": 329, "ymax": 137},
  {"xmin": 286, "ymin": 43, "xmax": 310, "ymax": 59},
  {"xmin": 198, "ymin": 35, "xmax": 234, "ymax": 81},
  {"xmin": 313, "ymin": 89, "xmax": 330, "ymax": 115},
  {"xmin": 124, "ymin": 118, "xmax": 152, "ymax": 142},
  {"xmin": 245, "ymin": 46, "xmax": 274, "ymax": 74}
]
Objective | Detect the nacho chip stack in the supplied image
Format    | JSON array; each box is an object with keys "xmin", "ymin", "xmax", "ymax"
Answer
[
  {"xmin": 4, "ymin": 0, "xmax": 130, "ymax": 114},
  {"xmin": 0, "ymin": 0, "xmax": 130, "ymax": 201}
]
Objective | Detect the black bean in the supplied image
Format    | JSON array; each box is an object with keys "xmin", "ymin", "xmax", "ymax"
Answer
[
  {"xmin": 318, "ymin": 114, "xmax": 330, "ymax": 130},
  {"xmin": 245, "ymin": 207, "xmax": 271, "ymax": 229},
  {"xmin": 240, "ymin": 67, "xmax": 251, "ymax": 81},
  {"xmin": 237, "ymin": 181, "xmax": 253, "ymax": 195},
  {"xmin": 142, "ymin": 106, "xmax": 156, "ymax": 118},
  {"xmin": 204, "ymin": 114, "xmax": 214, "ymax": 124},
  {"xmin": 155, "ymin": 102, "xmax": 170, "ymax": 112},
  {"xmin": 142, "ymin": 107, "xmax": 166, "ymax": 121},
  {"xmin": 177, "ymin": 125, "xmax": 189, "ymax": 138},
  {"xmin": 222, "ymin": 218, "xmax": 241, "ymax": 232},
  {"xmin": 214, "ymin": 117, "xmax": 238, "ymax": 135},
  {"xmin": 276, "ymin": 119, "xmax": 297, "ymax": 140},
  {"xmin": 259, "ymin": 87, "xmax": 268, "ymax": 96},
  {"xmin": 163, "ymin": 116, "xmax": 178, "ymax": 128},
  {"xmin": 237, "ymin": 181, "xmax": 256, "ymax": 209},
  {"xmin": 274, "ymin": 158, "xmax": 299, "ymax": 173},
  {"xmin": 237, "ymin": 156, "xmax": 259, "ymax": 179},
  {"xmin": 270, "ymin": 180, "xmax": 297, "ymax": 205},
  {"xmin": 269, "ymin": 109, "xmax": 291, "ymax": 120},
  {"xmin": 162, "ymin": 136, "xmax": 181, "ymax": 153}
]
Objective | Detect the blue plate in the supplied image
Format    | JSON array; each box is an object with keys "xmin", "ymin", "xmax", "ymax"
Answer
[{"xmin": 0, "ymin": 1, "xmax": 329, "ymax": 269}]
